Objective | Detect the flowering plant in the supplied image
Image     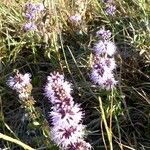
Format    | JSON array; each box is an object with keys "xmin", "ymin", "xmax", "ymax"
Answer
[
  {"xmin": 91, "ymin": 28, "xmax": 117, "ymax": 90},
  {"xmin": 23, "ymin": 2, "xmax": 44, "ymax": 31},
  {"xmin": 7, "ymin": 71, "xmax": 40, "ymax": 124},
  {"xmin": 45, "ymin": 72, "xmax": 91, "ymax": 150}
]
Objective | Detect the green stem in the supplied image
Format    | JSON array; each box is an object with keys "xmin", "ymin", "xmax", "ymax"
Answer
[
  {"xmin": 0, "ymin": 133, "xmax": 35, "ymax": 150},
  {"xmin": 99, "ymin": 97, "xmax": 113, "ymax": 150}
]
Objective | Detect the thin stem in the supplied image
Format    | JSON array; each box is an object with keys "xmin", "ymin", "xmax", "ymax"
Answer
[
  {"xmin": 99, "ymin": 97, "xmax": 113, "ymax": 150},
  {"xmin": 0, "ymin": 133, "xmax": 35, "ymax": 150}
]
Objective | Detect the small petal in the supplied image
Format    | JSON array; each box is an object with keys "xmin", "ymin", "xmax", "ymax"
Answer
[
  {"xmin": 96, "ymin": 28, "xmax": 111, "ymax": 40},
  {"xmin": 103, "ymin": 75, "xmax": 117, "ymax": 90},
  {"xmin": 7, "ymin": 73, "xmax": 31, "ymax": 92},
  {"xmin": 36, "ymin": 3, "xmax": 44, "ymax": 12},
  {"xmin": 70, "ymin": 14, "xmax": 82, "ymax": 23},
  {"xmin": 106, "ymin": 5, "xmax": 116, "ymax": 15},
  {"xmin": 67, "ymin": 139, "xmax": 91, "ymax": 150},
  {"xmin": 25, "ymin": 13, "xmax": 35, "ymax": 20},
  {"xmin": 24, "ymin": 22, "xmax": 37, "ymax": 31},
  {"xmin": 105, "ymin": 41, "xmax": 116, "ymax": 56},
  {"xmin": 93, "ymin": 40, "xmax": 106, "ymax": 55}
]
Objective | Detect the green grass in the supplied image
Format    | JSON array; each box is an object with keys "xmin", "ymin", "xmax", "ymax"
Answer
[{"xmin": 0, "ymin": 0, "xmax": 150, "ymax": 149}]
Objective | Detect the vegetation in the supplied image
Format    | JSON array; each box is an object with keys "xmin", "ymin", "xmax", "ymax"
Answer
[{"xmin": 0, "ymin": 0, "xmax": 150, "ymax": 149}]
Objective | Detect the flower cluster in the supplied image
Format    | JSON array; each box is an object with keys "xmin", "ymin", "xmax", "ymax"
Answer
[
  {"xmin": 102, "ymin": 0, "xmax": 116, "ymax": 15},
  {"xmin": 91, "ymin": 28, "xmax": 117, "ymax": 90},
  {"xmin": 24, "ymin": 2, "xmax": 44, "ymax": 31},
  {"xmin": 70, "ymin": 13, "xmax": 82, "ymax": 24},
  {"xmin": 69, "ymin": 0, "xmax": 85, "ymax": 24},
  {"xmin": 7, "ymin": 71, "xmax": 38, "ymax": 118},
  {"xmin": 44, "ymin": 72, "xmax": 91, "ymax": 150},
  {"xmin": 7, "ymin": 71, "xmax": 32, "ymax": 100}
]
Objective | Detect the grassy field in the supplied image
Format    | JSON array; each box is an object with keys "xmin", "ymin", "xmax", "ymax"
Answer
[{"xmin": 0, "ymin": 0, "xmax": 150, "ymax": 149}]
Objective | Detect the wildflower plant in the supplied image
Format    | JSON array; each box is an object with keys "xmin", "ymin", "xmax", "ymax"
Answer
[
  {"xmin": 102, "ymin": 0, "xmax": 116, "ymax": 15},
  {"xmin": 69, "ymin": 0, "xmax": 85, "ymax": 24},
  {"xmin": 91, "ymin": 27, "xmax": 117, "ymax": 90},
  {"xmin": 44, "ymin": 72, "xmax": 91, "ymax": 150},
  {"xmin": 6, "ymin": 70, "xmax": 59, "ymax": 148},
  {"xmin": 69, "ymin": 13, "xmax": 82, "ymax": 24},
  {"xmin": 105, "ymin": 5, "xmax": 116, "ymax": 16},
  {"xmin": 23, "ymin": 2, "xmax": 44, "ymax": 31},
  {"xmin": 7, "ymin": 71, "xmax": 39, "ymax": 122}
]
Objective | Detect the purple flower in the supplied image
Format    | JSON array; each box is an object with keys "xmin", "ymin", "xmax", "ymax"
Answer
[
  {"xmin": 25, "ymin": 2, "xmax": 44, "ymax": 12},
  {"xmin": 91, "ymin": 66, "xmax": 116, "ymax": 90},
  {"xmin": 44, "ymin": 72, "xmax": 91, "ymax": 149},
  {"xmin": 91, "ymin": 68, "xmax": 105, "ymax": 85},
  {"xmin": 105, "ymin": 41, "xmax": 116, "ymax": 56},
  {"xmin": 44, "ymin": 72, "xmax": 73, "ymax": 105},
  {"xmin": 24, "ymin": 22, "xmax": 37, "ymax": 31},
  {"xmin": 50, "ymin": 104, "xmax": 83, "ymax": 126},
  {"xmin": 24, "ymin": 2, "xmax": 45, "ymax": 32},
  {"xmin": 25, "ymin": 13, "xmax": 35, "ymax": 20},
  {"xmin": 7, "ymin": 72, "xmax": 31, "ymax": 93},
  {"xmin": 67, "ymin": 140, "xmax": 91, "ymax": 150},
  {"xmin": 91, "ymin": 28, "xmax": 117, "ymax": 90},
  {"xmin": 70, "ymin": 13, "xmax": 82, "ymax": 23},
  {"xmin": 103, "ymin": 57, "xmax": 116, "ymax": 70},
  {"xmin": 103, "ymin": 75, "xmax": 117, "ymax": 90},
  {"xmin": 106, "ymin": 5, "xmax": 116, "ymax": 15},
  {"xmin": 25, "ymin": 2, "xmax": 34, "ymax": 10},
  {"xmin": 96, "ymin": 28, "xmax": 111, "ymax": 40},
  {"xmin": 36, "ymin": 3, "xmax": 44, "ymax": 12},
  {"xmin": 93, "ymin": 40, "xmax": 116, "ymax": 56},
  {"xmin": 51, "ymin": 124, "xmax": 85, "ymax": 148},
  {"xmin": 93, "ymin": 40, "xmax": 106, "ymax": 54},
  {"xmin": 25, "ymin": 2, "xmax": 36, "ymax": 12},
  {"xmin": 90, "ymin": 55, "xmax": 117, "ymax": 90}
]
